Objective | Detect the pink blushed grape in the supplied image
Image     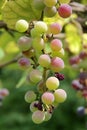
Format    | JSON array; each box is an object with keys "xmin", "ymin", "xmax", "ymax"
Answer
[
  {"xmin": 46, "ymin": 76, "xmax": 59, "ymax": 90},
  {"xmin": 50, "ymin": 39, "xmax": 62, "ymax": 51},
  {"xmin": 25, "ymin": 91, "xmax": 36, "ymax": 103},
  {"xmin": 54, "ymin": 89, "xmax": 67, "ymax": 103},
  {"xmin": 18, "ymin": 36, "xmax": 32, "ymax": 51},
  {"xmin": 42, "ymin": 92, "xmax": 54, "ymax": 105},
  {"xmin": 32, "ymin": 110, "xmax": 45, "ymax": 124},
  {"xmin": 51, "ymin": 57, "xmax": 64, "ymax": 72},
  {"xmin": 58, "ymin": 4, "xmax": 72, "ymax": 18},
  {"xmin": 49, "ymin": 23, "xmax": 62, "ymax": 34},
  {"xmin": 18, "ymin": 57, "xmax": 30, "ymax": 69},
  {"xmin": 38, "ymin": 54, "xmax": 51, "ymax": 68}
]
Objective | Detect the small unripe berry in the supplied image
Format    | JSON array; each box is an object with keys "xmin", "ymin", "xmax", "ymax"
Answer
[{"xmin": 25, "ymin": 91, "xmax": 36, "ymax": 103}]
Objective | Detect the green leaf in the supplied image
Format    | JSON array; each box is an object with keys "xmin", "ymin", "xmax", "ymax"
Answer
[{"xmin": 1, "ymin": 0, "xmax": 42, "ymax": 29}]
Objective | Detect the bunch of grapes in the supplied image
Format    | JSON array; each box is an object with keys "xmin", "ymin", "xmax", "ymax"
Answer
[
  {"xmin": 15, "ymin": 0, "xmax": 72, "ymax": 124},
  {"xmin": 0, "ymin": 88, "xmax": 9, "ymax": 106}
]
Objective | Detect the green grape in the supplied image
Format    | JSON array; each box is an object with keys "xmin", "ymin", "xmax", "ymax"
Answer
[
  {"xmin": 38, "ymin": 54, "xmax": 51, "ymax": 68},
  {"xmin": 15, "ymin": 19, "xmax": 29, "ymax": 32},
  {"xmin": 32, "ymin": 110, "xmax": 45, "ymax": 124},
  {"xmin": 17, "ymin": 36, "xmax": 32, "ymax": 51},
  {"xmin": 42, "ymin": 92, "xmax": 54, "ymax": 105},
  {"xmin": 52, "ymin": 48, "xmax": 64, "ymax": 58},
  {"xmin": 29, "ymin": 69, "xmax": 43, "ymax": 84},
  {"xmin": 30, "ymin": 101, "xmax": 39, "ymax": 112},
  {"xmin": 32, "ymin": 37, "xmax": 45, "ymax": 51},
  {"xmin": 44, "ymin": 6, "xmax": 57, "ymax": 17},
  {"xmin": 31, "ymin": 28, "xmax": 41, "ymax": 38},
  {"xmin": 43, "ymin": 0, "xmax": 57, "ymax": 7},
  {"xmin": 44, "ymin": 111, "xmax": 52, "ymax": 121},
  {"xmin": 54, "ymin": 89, "xmax": 67, "ymax": 103},
  {"xmin": 32, "ymin": 0, "xmax": 45, "ymax": 10},
  {"xmin": 34, "ymin": 21, "xmax": 48, "ymax": 35},
  {"xmin": 25, "ymin": 91, "xmax": 36, "ymax": 103},
  {"xmin": 46, "ymin": 76, "xmax": 59, "ymax": 90},
  {"xmin": 59, "ymin": 0, "xmax": 71, "ymax": 4}
]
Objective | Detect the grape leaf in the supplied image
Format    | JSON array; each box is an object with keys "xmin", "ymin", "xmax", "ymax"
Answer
[{"xmin": 1, "ymin": 0, "xmax": 42, "ymax": 29}]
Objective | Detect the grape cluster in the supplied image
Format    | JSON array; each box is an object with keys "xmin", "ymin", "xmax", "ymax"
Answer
[
  {"xmin": 0, "ymin": 88, "xmax": 9, "ymax": 106},
  {"xmin": 15, "ymin": 0, "xmax": 72, "ymax": 124}
]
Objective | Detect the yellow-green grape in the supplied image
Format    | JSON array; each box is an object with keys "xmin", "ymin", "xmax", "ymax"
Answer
[
  {"xmin": 31, "ymin": 28, "xmax": 41, "ymax": 38},
  {"xmin": 54, "ymin": 89, "xmax": 67, "ymax": 103},
  {"xmin": 59, "ymin": 0, "xmax": 71, "ymax": 4},
  {"xmin": 30, "ymin": 101, "xmax": 39, "ymax": 112},
  {"xmin": 38, "ymin": 54, "xmax": 51, "ymax": 68},
  {"xmin": 44, "ymin": 6, "xmax": 57, "ymax": 17},
  {"xmin": 46, "ymin": 76, "xmax": 59, "ymax": 90},
  {"xmin": 32, "ymin": 0, "xmax": 45, "ymax": 10},
  {"xmin": 34, "ymin": 21, "xmax": 48, "ymax": 35},
  {"xmin": 41, "ymin": 92, "xmax": 54, "ymax": 105},
  {"xmin": 25, "ymin": 91, "xmax": 36, "ymax": 103},
  {"xmin": 15, "ymin": 19, "xmax": 29, "ymax": 32},
  {"xmin": 51, "ymin": 57, "xmax": 64, "ymax": 72},
  {"xmin": 32, "ymin": 110, "xmax": 45, "ymax": 124},
  {"xmin": 43, "ymin": 0, "xmax": 57, "ymax": 7},
  {"xmin": 50, "ymin": 39, "xmax": 63, "ymax": 51},
  {"xmin": 29, "ymin": 69, "xmax": 43, "ymax": 83},
  {"xmin": 52, "ymin": 48, "xmax": 64, "ymax": 58},
  {"xmin": 32, "ymin": 37, "xmax": 45, "ymax": 51},
  {"xmin": 44, "ymin": 111, "xmax": 52, "ymax": 121}
]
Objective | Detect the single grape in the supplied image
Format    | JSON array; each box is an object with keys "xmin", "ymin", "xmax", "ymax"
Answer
[
  {"xmin": 25, "ymin": 91, "xmax": 36, "ymax": 103},
  {"xmin": 44, "ymin": 111, "xmax": 52, "ymax": 121},
  {"xmin": 50, "ymin": 39, "xmax": 62, "ymax": 51},
  {"xmin": 15, "ymin": 19, "xmax": 29, "ymax": 32},
  {"xmin": 46, "ymin": 76, "xmax": 59, "ymax": 90},
  {"xmin": 77, "ymin": 106, "xmax": 85, "ymax": 116},
  {"xmin": 49, "ymin": 23, "xmax": 62, "ymax": 34},
  {"xmin": 29, "ymin": 69, "xmax": 43, "ymax": 84},
  {"xmin": 44, "ymin": 6, "xmax": 57, "ymax": 17},
  {"xmin": 30, "ymin": 101, "xmax": 39, "ymax": 112},
  {"xmin": 0, "ymin": 88, "xmax": 9, "ymax": 97},
  {"xmin": 42, "ymin": 92, "xmax": 54, "ymax": 105},
  {"xmin": 58, "ymin": 4, "xmax": 72, "ymax": 18},
  {"xmin": 31, "ymin": 28, "xmax": 41, "ymax": 37},
  {"xmin": 51, "ymin": 57, "xmax": 64, "ymax": 72},
  {"xmin": 32, "ymin": 110, "xmax": 45, "ymax": 124},
  {"xmin": 54, "ymin": 89, "xmax": 67, "ymax": 103},
  {"xmin": 43, "ymin": 0, "xmax": 57, "ymax": 7},
  {"xmin": 32, "ymin": 0, "xmax": 45, "ymax": 10},
  {"xmin": 32, "ymin": 37, "xmax": 45, "ymax": 51},
  {"xmin": 38, "ymin": 54, "xmax": 51, "ymax": 68},
  {"xmin": 59, "ymin": 0, "xmax": 71, "ymax": 4},
  {"xmin": 18, "ymin": 57, "xmax": 30, "ymax": 69},
  {"xmin": 18, "ymin": 36, "xmax": 32, "ymax": 51},
  {"xmin": 34, "ymin": 21, "xmax": 48, "ymax": 35}
]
